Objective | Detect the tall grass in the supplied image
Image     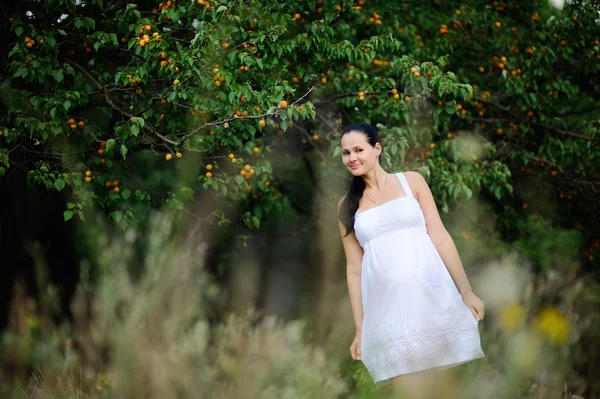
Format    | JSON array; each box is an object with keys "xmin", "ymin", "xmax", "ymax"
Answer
[{"xmin": 2, "ymin": 178, "xmax": 596, "ymax": 399}]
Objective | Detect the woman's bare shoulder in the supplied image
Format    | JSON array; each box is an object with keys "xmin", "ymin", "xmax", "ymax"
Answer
[
  {"xmin": 401, "ymin": 171, "xmax": 428, "ymax": 198},
  {"xmin": 402, "ymin": 170, "xmax": 426, "ymax": 184}
]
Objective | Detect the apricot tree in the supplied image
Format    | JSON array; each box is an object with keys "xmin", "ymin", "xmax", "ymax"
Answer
[{"xmin": 1, "ymin": 0, "xmax": 598, "ymax": 265}]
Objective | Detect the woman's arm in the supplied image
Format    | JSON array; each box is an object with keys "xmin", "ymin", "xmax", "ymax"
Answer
[
  {"xmin": 405, "ymin": 171, "xmax": 485, "ymax": 320},
  {"xmin": 338, "ymin": 200, "xmax": 364, "ymax": 333}
]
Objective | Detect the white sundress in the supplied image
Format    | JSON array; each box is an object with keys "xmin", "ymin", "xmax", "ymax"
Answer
[{"xmin": 354, "ymin": 172, "xmax": 484, "ymax": 384}]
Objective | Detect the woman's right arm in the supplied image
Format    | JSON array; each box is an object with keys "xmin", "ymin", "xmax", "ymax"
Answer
[{"xmin": 337, "ymin": 202, "xmax": 364, "ymax": 334}]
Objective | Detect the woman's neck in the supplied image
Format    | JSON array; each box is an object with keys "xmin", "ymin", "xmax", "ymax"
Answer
[{"xmin": 362, "ymin": 166, "xmax": 388, "ymax": 190}]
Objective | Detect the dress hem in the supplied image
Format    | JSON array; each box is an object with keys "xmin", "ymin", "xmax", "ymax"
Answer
[{"xmin": 372, "ymin": 351, "xmax": 485, "ymax": 386}]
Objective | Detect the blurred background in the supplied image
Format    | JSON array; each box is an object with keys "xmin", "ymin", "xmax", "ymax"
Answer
[{"xmin": 1, "ymin": 0, "xmax": 599, "ymax": 398}]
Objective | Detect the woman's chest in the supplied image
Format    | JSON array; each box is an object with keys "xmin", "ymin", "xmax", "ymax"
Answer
[{"xmin": 354, "ymin": 197, "xmax": 425, "ymax": 243}]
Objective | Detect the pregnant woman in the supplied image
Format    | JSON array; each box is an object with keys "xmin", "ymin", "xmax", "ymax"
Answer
[{"xmin": 337, "ymin": 123, "xmax": 485, "ymax": 396}]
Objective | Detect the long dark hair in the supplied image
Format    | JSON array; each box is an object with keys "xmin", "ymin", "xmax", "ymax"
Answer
[{"xmin": 338, "ymin": 123, "xmax": 380, "ymax": 237}]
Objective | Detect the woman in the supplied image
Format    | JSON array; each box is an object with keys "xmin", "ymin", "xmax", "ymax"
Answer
[{"xmin": 337, "ymin": 123, "xmax": 485, "ymax": 394}]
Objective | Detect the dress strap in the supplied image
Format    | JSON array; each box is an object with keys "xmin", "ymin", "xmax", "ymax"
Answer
[{"xmin": 396, "ymin": 172, "xmax": 413, "ymax": 198}]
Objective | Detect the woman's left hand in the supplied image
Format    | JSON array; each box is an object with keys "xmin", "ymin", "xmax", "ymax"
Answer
[{"xmin": 462, "ymin": 291, "xmax": 485, "ymax": 321}]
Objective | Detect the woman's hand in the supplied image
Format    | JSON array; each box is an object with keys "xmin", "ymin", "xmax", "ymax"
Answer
[
  {"xmin": 462, "ymin": 291, "xmax": 485, "ymax": 321},
  {"xmin": 350, "ymin": 331, "xmax": 361, "ymax": 360}
]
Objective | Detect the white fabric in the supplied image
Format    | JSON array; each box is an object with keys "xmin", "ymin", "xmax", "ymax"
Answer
[{"xmin": 354, "ymin": 172, "xmax": 484, "ymax": 384}]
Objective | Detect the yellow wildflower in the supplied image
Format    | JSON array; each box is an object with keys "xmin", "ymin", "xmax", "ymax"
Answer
[
  {"xmin": 534, "ymin": 307, "xmax": 570, "ymax": 345},
  {"xmin": 500, "ymin": 303, "xmax": 526, "ymax": 332}
]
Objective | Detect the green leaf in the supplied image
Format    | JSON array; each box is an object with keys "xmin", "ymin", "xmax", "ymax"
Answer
[
  {"xmin": 105, "ymin": 139, "xmax": 116, "ymax": 153},
  {"xmin": 168, "ymin": 9, "xmax": 179, "ymax": 22},
  {"xmin": 111, "ymin": 211, "xmax": 123, "ymax": 222},
  {"xmin": 332, "ymin": 146, "xmax": 342, "ymax": 158},
  {"xmin": 166, "ymin": 198, "xmax": 183, "ymax": 210},
  {"xmin": 122, "ymin": 189, "xmax": 131, "ymax": 200},
  {"xmin": 54, "ymin": 178, "xmax": 66, "ymax": 191},
  {"xmin": 63, "ymin": 210, "xmax": 74, "ymax": 221},
  {"xmin": 130, "ymin": 123, "xmax": 139, "ymax": 136},
  {"xmin": 14, "ymin": 67, "xmax": 29, "ymax": 78},
  {"xmin": 130, "ymin": 116, "xmax": 145, "ymax": 128},
  {"xmin": 15, "ymin": 26, "xmax": 24, "ymax": 37},
  {"xmin": 63, "ymin": 100, "xmax": 72, "ymax": 111},
  {"xmin": 120, "ymin": 144, "xmax": 128, "ymax": 159},
  {"xmin": 52, "ymin": 70, "xmax": 64, "ymax": 82}
]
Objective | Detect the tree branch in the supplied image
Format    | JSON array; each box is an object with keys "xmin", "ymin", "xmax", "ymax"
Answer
[
  {"xmin": 474, "ymin": 97, "xmax": 594, "ymax": 141},
  {"xmin": 178, "ymin": 86, "xmax": 317, "ymax": 141},
  {"xmin": 559, "ymin": 104, "xmax": 600, "ymax": 117},
  {"xmin": 533, "ymin": 121, "xmax": 594, "ymax": 141},
  {"xmin": 527, "ymin": 155, "xmax": 564, "ymax": 173},
  {"xmin": 65, "ymin": 59, "xmax": 180, "ymax": 146}
]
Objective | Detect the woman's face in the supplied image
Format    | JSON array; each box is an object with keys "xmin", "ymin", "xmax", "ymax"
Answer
[{"xmin": 340, "ymin": 131, "xmax": 381, "ymax": 176}]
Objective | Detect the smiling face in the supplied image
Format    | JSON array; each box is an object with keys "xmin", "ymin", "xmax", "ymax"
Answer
[{"xmin": 340, "ymin": 131, "xmax": 381, "ymax": 176}]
